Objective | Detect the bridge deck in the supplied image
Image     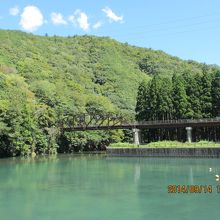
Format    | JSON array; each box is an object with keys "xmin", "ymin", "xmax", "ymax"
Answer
[{"xmin": 63, "ymin": 118, "xmax": 220, "ymax": 131}]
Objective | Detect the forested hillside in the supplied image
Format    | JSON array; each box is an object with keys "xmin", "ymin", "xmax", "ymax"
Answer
[
  {"xmin": 0, "ymin": 29, "xmax": 219, "ymax": 157},
  {"xmin": 135, "ymin": 71, "xmax": 220, "ymax": 142}
]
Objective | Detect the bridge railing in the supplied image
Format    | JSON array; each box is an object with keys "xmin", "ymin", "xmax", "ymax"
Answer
[
  {"xmin": 71, "ymin": 117, "xmax": 220, "ymax": 127},
  {"xmin": 136, "ymin": 117, "xmax": 220, "ymax": 126},
  {"xmin": 62, "ymin": 116, "xmax": 220, "ymax": 131}
]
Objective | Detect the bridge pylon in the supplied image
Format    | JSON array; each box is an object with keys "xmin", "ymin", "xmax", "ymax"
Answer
[
  {"xmin": 132, "ymin": 128, "xmax": 141, "ymax": 145},
  {"xmin": 186, "ymin": 127, "xmax": 192, "ymax": 143}
]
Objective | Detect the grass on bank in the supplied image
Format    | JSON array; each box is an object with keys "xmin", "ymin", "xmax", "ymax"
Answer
[{"xmin": 109, "ymin": 141, "xmax": 220, "ymax": 148}]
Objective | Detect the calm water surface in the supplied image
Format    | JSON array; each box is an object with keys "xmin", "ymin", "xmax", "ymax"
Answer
[{"xmin": 0, "ymin": 154, "xmax": 220, "ymax": 220}]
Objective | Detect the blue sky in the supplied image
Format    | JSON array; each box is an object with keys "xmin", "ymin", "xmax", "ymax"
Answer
[{"xmin": 1, "ymin": 0, "xmax": 220, "ymax": 65}]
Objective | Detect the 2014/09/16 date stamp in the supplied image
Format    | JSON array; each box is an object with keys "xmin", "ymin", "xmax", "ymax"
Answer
[{"xmin": 168, "ymin": 185, "xmax": 220, "ymax": 193}]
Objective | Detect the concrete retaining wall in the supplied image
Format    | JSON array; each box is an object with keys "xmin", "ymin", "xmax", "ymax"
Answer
[{"xmin": 107, "ymin": 147, "xmax": 220, "ymax": 157}]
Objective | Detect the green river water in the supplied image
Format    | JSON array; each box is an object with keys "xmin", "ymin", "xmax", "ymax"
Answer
[{"xmin": 0, "ymin": 154, "xmax": 219, "ymax": 220}]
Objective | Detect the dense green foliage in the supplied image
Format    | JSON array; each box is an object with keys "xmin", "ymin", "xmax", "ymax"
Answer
[
  {"xmin": 136, "ymin": 71, "xmax": 220, "ymax": 142},
  {"xmin": 0, "ymin": 30, "xmax": 219, "ymax": 156}
]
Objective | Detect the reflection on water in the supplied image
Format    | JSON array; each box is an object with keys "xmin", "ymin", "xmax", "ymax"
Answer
[
  {"xmin": 134, "ymin": 163, "xmax": 141, "ymax": 183},
  {"xmin": 0, "ymin": 155, "xmax": 220, "ymax": 220},
  {"xmin": 189, "ymin": 167, "xmax": 194, "ymax": 185}
]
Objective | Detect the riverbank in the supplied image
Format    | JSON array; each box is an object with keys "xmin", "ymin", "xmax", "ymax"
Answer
[
  {"xmin": 107, "ymin": 147, "xmax": 220, "ymax": 157},
  {"xmin": 108, "ymin": 141, "xmax": 220, "ymax": 157}
]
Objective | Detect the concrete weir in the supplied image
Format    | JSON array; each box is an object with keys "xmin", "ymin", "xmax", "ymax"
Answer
[{"xmin": 106, "ymin": 147, "xmax": 220, "ymax": 157}]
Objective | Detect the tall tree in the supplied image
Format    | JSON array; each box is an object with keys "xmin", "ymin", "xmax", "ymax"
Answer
[
  {"xmin": 157, "ymin": 77, "xmax": 173, "ymax": 120},
  {"xmin": 135, "ymin": 81, "xmax": 150, "ymax": 121},
  {"xmin": 182, "ymin": 71, "xmax": 202, "ymax": 118},
  {"xmin": 211, "ymin": 70, "xmax": 220, "ymax": 117},
  {"xmin": 148, "ymin": 75, "xmax": 161, "ymax": 120},
  {"xmin": 172, "ymin": 74, "xmax": 191, "ymax": 119},
  {"xmin": 200, "ymin": 70, "xmax": 212, "ymax": 118}
]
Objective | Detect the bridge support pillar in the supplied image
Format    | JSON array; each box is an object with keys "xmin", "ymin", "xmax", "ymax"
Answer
[
  {"xmin": 132, "ymin": 128, "xmax": 140, "ymax": 145},
  {"xmin": 186, "ymin": 127, "xmax": 192, "ymax": 143}
]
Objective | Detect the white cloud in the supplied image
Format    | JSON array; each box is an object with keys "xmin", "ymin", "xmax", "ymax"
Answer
[
  {"xmin": 69, "ymin": 10, "xmax": 90, "ymax": 31},
  {"xmin": 9, "ymin": 6, "xmax": 19, "ymax": 16},
  {"xmin": 102, "ymin": 7, "xmax": 123, "ymax": 23},
  {"xmin": 93, "ymin": 21, "xmax": 102, "ymax": 29},
  {"xmin": 77, "ymin": 11, "xmax": 89, "ymax": 31},
  {"xmin": 51, "ymin": 12, "xmax": 67, "ymax": 25},
  {"xmin": 19, "ymin": 6, "xmax": 44, "ymax": 32}
]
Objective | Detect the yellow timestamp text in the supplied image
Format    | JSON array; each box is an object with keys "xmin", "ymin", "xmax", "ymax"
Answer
[{"xmin": 168, "ymin": 185, "xmax": 220, "ymax": 193}]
